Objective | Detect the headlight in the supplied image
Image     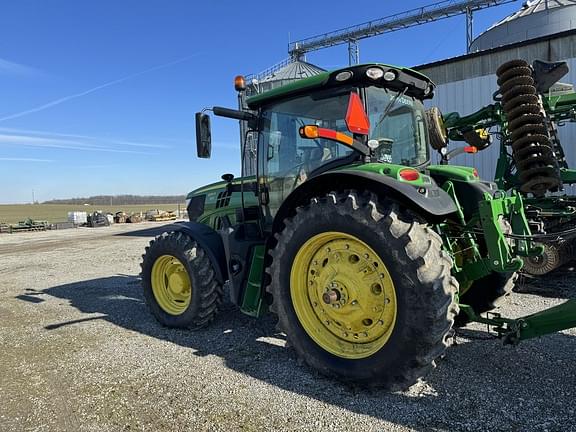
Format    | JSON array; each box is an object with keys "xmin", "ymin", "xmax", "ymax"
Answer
[
  {"xmin": 383, "ymin": 70, "xmax": 397, "ymax": 81},
  {"xmin": 366, "ymin": 67, "xmax": 384, "ymax": 80},
  {"xmin": 335, "ymin": 71, "xmax": 353, "ymax": 82}
]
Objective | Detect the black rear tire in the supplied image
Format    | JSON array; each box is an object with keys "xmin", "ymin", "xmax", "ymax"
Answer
[
  {"xmin": 141, "ymin": 231, "xmax": 223, "ymax": 329},
  {"xmin": 267, "ymin": 190, "xmax": 458, "ymax": 390}
]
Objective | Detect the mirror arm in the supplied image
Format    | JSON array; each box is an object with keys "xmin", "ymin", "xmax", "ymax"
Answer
[{"xmin": 213, "ymin": 106, "xmax": 257, "ymax": 122}]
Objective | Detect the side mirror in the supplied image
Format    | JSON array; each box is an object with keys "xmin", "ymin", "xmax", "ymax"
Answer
[
  {"xmin": 195, "ymin": 112, "xmax": 212, "ymax": 158},
  {"xmin": 426, "ymin": 107, "xmax": 448, "ymax": 151}
]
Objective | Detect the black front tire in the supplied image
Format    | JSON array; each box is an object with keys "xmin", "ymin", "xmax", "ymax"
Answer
[
  {"xmin": 140, "ymin": 231, "xmax": 223, "ymax": 329},
  {"xmin": 267, "ymin": 190, "xmax": 459, "ymax": 390}
]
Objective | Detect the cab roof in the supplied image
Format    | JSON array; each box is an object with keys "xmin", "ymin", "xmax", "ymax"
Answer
[{"xmin": 246, "ymin": 63, "xmax": 434, "ymax": 110}]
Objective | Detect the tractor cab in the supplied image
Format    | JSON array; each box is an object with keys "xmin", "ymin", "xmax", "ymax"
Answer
[{"xmin": 195, "ymin": 64, "xmax": 439, "ymax": 226}]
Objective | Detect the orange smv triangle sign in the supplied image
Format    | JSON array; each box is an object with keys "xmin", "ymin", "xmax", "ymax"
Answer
[{"xmin": 345, "ymin": 92, "xmax": 370, "ymax": 135}]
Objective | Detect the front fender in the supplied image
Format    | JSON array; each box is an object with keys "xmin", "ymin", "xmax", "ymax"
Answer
[{"xmin": 165, "ymin": 221, "xmax": 228, "ymax": 284}]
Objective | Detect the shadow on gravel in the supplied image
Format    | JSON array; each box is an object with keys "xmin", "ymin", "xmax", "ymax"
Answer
[
  {"xmin": 33, "ymin": 275, "xmax": 576, "ymax": 431},
  {"xmin": 113, "ymin": 224, "xmax": 177, "ymax": 238}
]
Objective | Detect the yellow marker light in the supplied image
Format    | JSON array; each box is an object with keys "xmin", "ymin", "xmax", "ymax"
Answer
[{"xmin": 234, "ymin": 75, "xmax": 246, "ymax": 91}]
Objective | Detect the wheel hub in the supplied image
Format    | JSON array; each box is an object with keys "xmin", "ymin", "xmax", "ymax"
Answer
[
  {"xmin": 291, "ymin": 232, "xmax": 397, "ymax": 359},
  {"xmin": 322, "ymin": 288, "xmax": 341, "ymax": 305},
  {"xmin": 168, "ymin": 271, "xmax": 188, "ymax": 295}
]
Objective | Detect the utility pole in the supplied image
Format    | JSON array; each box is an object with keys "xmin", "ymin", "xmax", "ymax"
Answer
[
  {"xmin": 466, "ymin": 6, "xmax": 474, "ymax": 53},
  {"xmin": 32, "ymin": 189, "xmax": 35, "ymax": 204},
  {"xmin": 348, "ymin": 40, "xmax": 360, "ymax": 65}
]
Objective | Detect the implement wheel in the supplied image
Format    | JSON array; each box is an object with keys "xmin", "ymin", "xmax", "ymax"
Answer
[
  {"xmin": 267, "ymin": 190, "xmax": 458, "ymax": 390},
  {"xmin": 141, "ymin": 231, "xmax": 223, "ymax": 328}
]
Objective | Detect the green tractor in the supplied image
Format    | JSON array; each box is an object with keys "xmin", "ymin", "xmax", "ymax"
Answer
[
  {"xmin": 141, "ymin": 63, "xmax": 548, "ymax": 390},
  {"xmin": 442, "ymin": 59, "xmax": 576, "ymax": 275}
]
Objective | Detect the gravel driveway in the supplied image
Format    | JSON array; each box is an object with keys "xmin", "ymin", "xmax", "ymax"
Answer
[{"xmin": 0, "ymin": 223, "xmax": 575, "ymax": 431}]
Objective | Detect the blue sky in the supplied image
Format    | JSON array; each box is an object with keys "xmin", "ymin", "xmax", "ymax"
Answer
[{"xmin": 0, "ymin": 0, "xmax": 520, "ymax": 203}]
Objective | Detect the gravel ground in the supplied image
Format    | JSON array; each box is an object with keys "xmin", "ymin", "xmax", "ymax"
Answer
[{"xmin": 0, "ymin": 222, "xmax": 575, "ymax": 432}]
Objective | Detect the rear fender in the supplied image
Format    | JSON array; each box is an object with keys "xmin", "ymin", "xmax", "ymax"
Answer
[{"xmin": 272, "ymin": 170, "xmax": 457, "ymax": 233}]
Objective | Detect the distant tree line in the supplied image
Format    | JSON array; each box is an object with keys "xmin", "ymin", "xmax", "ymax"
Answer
[{"xmin": 43, "ymin": 195, "xmax": 186, "ymax": 205}]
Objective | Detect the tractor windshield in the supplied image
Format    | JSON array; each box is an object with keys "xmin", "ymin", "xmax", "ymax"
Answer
[{"xmin": 366, "ymin": 86, "xmax": 430, "ymax": 166}]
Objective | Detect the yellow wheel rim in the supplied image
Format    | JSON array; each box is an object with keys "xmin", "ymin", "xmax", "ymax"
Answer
[
  {"xmin": 290, "ymin": 232, "xmax": 397, "ymax": 359},
  {"xmin": 151, "ymin": 255, "xmax": 192, "ymax": 315}
]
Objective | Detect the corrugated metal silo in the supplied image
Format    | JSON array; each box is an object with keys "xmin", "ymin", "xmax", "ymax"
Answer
[{"xmin": 471, "ymin": 0, "xmax": 576, "ymax": 52}]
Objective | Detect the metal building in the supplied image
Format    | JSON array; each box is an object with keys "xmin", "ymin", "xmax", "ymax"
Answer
[{"xmin": 417, "ymin": 0, "xmax": 576, "ymax": 181}]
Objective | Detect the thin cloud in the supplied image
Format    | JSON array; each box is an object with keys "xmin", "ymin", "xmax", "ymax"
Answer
[
  {"xmin": 0, "ymin": 58, "xmax": 42, "ymax": 77},
  {"xmin": 0, "ymin": 54, "xmax": 199, "ymax": 123},
  {"xmin": 0, "ymin": 157, "xmax": 53, "ymax": 162},
  {"xmin": 0, "ymin": 133, "xmax": 158, "ymax": 155},
  {"xmin": 0, "ymin": 127, "xmax": 171, "ymax": 149}
]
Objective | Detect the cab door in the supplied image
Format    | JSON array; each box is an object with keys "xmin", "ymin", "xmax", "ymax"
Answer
[{"xmin": 257, "ymin": 91, "xmax": 356, "ymax": 231}]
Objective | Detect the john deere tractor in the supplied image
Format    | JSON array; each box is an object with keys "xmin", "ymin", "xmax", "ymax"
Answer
[
  {"xmin": 140, "ymin": 63, "xmax": 553, "ymax": 390},
  {"xmin": 441, "ymin": 59, "xmax": 576, "ymax": 275}
]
